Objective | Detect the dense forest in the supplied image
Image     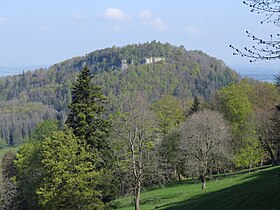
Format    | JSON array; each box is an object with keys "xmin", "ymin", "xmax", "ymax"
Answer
[
  {"xmin": 0, "ymin": 42, "xmax": 279, "ymax": 209},
  {"xmin": 0, "ymin": 41, "xmax": 239, "ymax": 146}
]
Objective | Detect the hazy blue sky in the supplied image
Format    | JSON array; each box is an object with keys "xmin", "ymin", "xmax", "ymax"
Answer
[{"xmin": 0, "ymin": 0, "xmax": 279, "ymax": 73}]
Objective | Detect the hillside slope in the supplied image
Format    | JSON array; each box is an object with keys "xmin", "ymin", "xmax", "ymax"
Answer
[
  {"xmin": 0, "ymin": 41, "xmax": 240, "ymax": 145},
  {"xmin": 117, "ymin": 166, "xmax": 280, "ymax": 210}
]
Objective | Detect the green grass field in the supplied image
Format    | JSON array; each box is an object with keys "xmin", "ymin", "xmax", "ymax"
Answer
[{"xmin": 117, "ymin": 166, "xmax": 280, "ymax": 210}]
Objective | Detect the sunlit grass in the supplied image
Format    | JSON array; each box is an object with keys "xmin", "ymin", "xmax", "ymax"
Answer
[{"xmin": 117, "ymin": 166, "xmax": 280, "ymax": 210}]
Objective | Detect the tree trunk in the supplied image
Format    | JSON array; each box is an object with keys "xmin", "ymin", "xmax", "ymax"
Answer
[
  {"xmin": 263, "ymin": 140, "xmax": 276, "ymax": 164},
  {"xmin": 276, "ymin": 146, "xmax": 280, "ymax": 165},
  {"xmin": 200, "ymin": 175, "xmax": 206, "ymax": 190},
  {"xmin": 202, "ymin": 181, "xmax": 206, "ymax": 189},
  {"xmin": 249, "ymin": 164, "xmax": 252, "ymax": 173},
  {"xmin": 134, "ymin": 180, "xmax": 141, "ymax": 210},
  {"xmin": 173, "ymin": 167, "xmax": 177, "ymax": 180},
  {"xmin": 177, "ymin": 171, "xmax": 181, "ymax": 182}
]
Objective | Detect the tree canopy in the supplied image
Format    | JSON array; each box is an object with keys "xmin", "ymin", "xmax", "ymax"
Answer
[
  {"xmin": 180, "ymin": 109, "xmax": 232, "ymax": 186},
  {"xmin": 37, "ymin": 128, "xmax": 104, "ymax": 210}
]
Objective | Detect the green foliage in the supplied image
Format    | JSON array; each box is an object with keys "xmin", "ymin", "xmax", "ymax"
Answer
[
  {"xmin": 0, "ymin": 151, "xmax": 18, "ymax": 210},
  {"xmin": 188, "ymin": 95, "xmax": 200, "ymax": 116},
  {"xmin": 213, "ymin": 80, "xmax": 280, "ymax": 165},
  {"xmin": 66, "ymin": 66, "xmax": 111, "ymax": 167},
  {"xmin": 15, "ymin": 143, "xmax": 42, "ymax": 209},
  {"xmin": 30, "ymin": 120, "xmax": 60, "ymax": 143},
  {"xmin": 219, "ymin": 81, "xmax": 253, "ymax": 125},
  {"xmin": 0, "ymin": 147, "xmax": 19, "ymax": 162},
  {"xmin": 14, "ymin": 120, "xmax": 59, "ymax": 209},
  {"xmin": 0, "ymin": 42, "xmax": 239, "ymax": 146},
  {"xmin": 37, "ymin": 128, "xmax": 104, "ymax": 210},
  {"xmin": 0, "ymin": 139, "xmax": 7, "ymax": 150},
  {"xmin": 2, "ymin": 151, "xmax": 16, "ymax": 181},
  {"xmin": 234, "ymin": 137, "xmax": 265, "ymax": 171},
  {"xmin": 151, "ymin": 95, "xmax": 185, "ymax": 133},
  {"xmin": 0, "ymin": 100, "xmax": 57, "ymax": 146},
  {"xmin": 150, "ymin": 95, "xmax": 187, "ymax": 181},
  {"xmin": 217, "ymin": 80, "xmax": 253, "ymax": 147},
  {"xmin": 158, "ymin": 128, "xmax": 184, "ymax": 181}
]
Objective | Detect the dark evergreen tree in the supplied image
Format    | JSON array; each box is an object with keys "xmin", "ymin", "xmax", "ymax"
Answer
[
  {"xmin": 66, "ymin": 66, "xmax": 112, "ymax": 167},
  {"xmin": 188, "ymin": 96, "xmax": 200, "ymax": 116},
  {"xmin": 0, "ymin": 151, "xmax": 19, "ymax": 210}
]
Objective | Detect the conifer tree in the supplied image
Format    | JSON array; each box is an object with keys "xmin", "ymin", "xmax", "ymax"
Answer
[
  {"xmin": 188, "ymin": 96, "xmax": 200, "ymax": 116},
  {"xmin": 65, "ymin": 67, "xmax": 116, "ymax": 203},
  {"xmin": 0, "ymin": 151, "xmax": 18, "ymax": 210},
  {"xmin": 66, "ymin": 66, "xmax": 111, "ymax": 167}
]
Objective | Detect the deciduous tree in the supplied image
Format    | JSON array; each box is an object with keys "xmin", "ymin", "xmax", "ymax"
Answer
[
  {"xmin": 37, "ymin": 128, "xmax": 104, "ymax": 209},
  {"xmin": 180, "ymin": 109, "xmax": 232, "ymax": 189},
  {"xmin": 215, "ymin": 81, "xmax": 253, "ymax": 149},
  {"xmin": 15, "ymin": 120, "xmax": 59, "ymax": 209},
  {"xmin": 234, "ymin": 137, "xmax": 265, "ymax": 172},
  {"xmin": 110, "ymin": 93, "xmax": 159, "ymax": 210},
  {"xmin": 151, "ymin": 95, "xmax": 185, "ymax": 134}
]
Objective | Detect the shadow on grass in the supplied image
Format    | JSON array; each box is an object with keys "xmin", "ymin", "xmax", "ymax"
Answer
[
  {"xmin": 141, "ymin": 192, "xmax": 185, "ymax": 206},
  {"xmin": 211, "ymin": 165, "xmax": 273, "ymax": 180},
  {"xmin": 156, "ymin": 166, "xmax": 280, "ymax": 210}
]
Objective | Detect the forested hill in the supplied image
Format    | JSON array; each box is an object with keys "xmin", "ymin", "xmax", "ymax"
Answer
[{"xmin": 0, "ymin": 41, "xmax": 239, "ymax": 146}]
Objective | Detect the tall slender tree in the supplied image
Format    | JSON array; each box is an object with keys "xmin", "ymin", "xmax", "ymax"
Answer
[
  {"xmin": 0, "ymin": 151, "xmax": 18, "ymax": 210},
  {"xmin": 110, "ymin": 93, "xmax": 159, "ymax": 210},
  {"xmin": 66, "ymin": 66, "xmax": 111, "ymax": 167},
  {"xmin": 188, "ymin": 95, "xmax": 200, "ymax": 116}
]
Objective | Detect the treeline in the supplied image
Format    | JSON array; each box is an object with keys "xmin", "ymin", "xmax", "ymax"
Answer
[{"xmin": 0, "ymin": 41, "xmax": 239, "ymax": 145}]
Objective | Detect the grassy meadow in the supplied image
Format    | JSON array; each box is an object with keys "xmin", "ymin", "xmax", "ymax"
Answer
[{"xmin": 117, "ymin": 166, "xmax": 280, "ymax": 210}]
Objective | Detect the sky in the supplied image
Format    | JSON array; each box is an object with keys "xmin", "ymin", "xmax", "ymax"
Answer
[{"xmin": 0, "ymin": 0, "xmax": 279, "ymax": 74}]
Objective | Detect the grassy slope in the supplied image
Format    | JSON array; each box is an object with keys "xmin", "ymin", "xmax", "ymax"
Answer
[{"xmin": 117, "ymin": 166, "xmax": 280, "ymax": 210}]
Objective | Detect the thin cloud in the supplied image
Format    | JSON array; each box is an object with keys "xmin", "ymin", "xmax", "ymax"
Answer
[
  {"xmin": 152, "ymin": 18, "xmax": 167, "ymax": 30},
  {"xmin": 0, "ymin": 17, "xmax": 7, "ymax": 23},
  {"xmin": 186, "ymin": 26, "xmax": 201, "ymax": 36},
  {"xmin": 138, "ymin": 10, "xmax": 153, "ymax": 20},
  {"xmin": 138, "ymin": 10, "xmax": 167, "ymax": 30},
  {"xmin": 104, "ymin": 8, "xmax": 129, "ymax": 21},
  {"xmin": 71, "ymin": 13, "xmax": 87, "ymax": 20},
  {"xmin": 38, "ymin": 25, "xmax": 56, "ymax": 33}
]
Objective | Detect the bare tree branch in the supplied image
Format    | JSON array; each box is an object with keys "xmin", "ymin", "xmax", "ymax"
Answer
[{"xmin": 230, "ymin": 0, "xmax": 280, "ymax": 61}]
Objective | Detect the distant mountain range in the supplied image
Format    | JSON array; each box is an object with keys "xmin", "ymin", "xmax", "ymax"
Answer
[
  {"xmin": 235, "ymin": 65, "xmax": 279, "ymax": 83},
  {"xmin": 241, "ymin": 72, "xmax": 277, "ymax": 83},
  {"xmin": 0, "ymin": 65, "xmax": 49, "ymax": 76}
]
